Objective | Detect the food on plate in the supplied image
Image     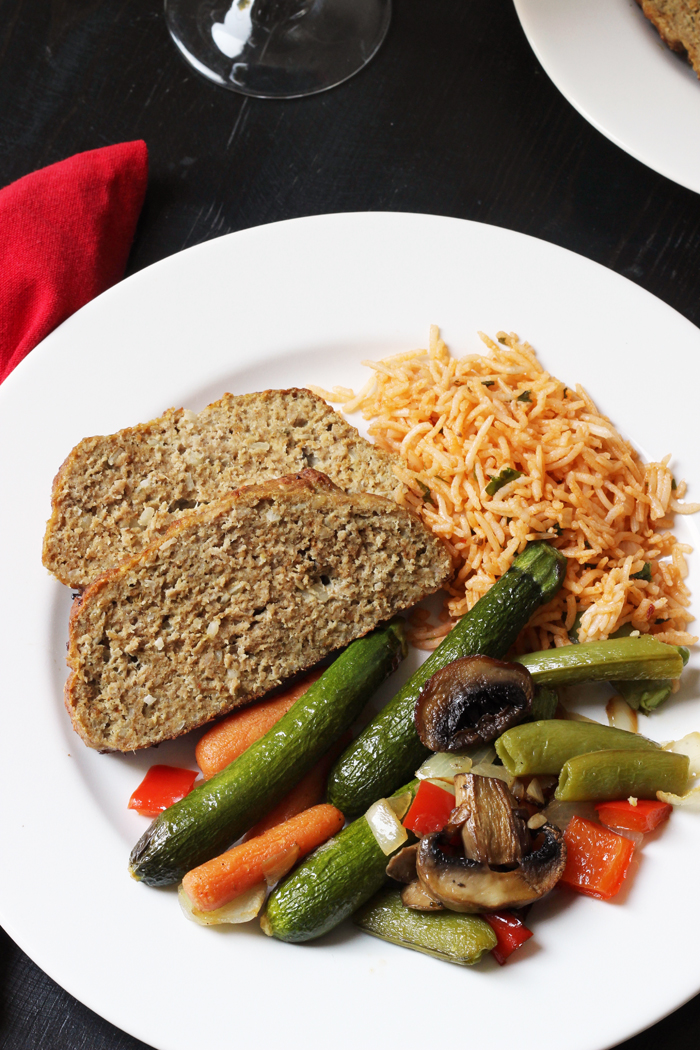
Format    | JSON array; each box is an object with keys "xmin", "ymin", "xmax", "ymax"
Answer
[
  {"xmin": 66, "ymin": 469, "xmax": 449, "ymax": 752},
  {"xmin": 413, "ymin": 656, "xmax": 535, "ymax": 751},
  {"xmin": 128, "ymin": 764, "xmax": 198, "ymax": 817},
  {"xmin": 179, "ymin": 881, "xmax": 268, "ymax": 926},
  {"xmin": 327, "ymin": 541, "xmax": 567, "ymax": 818},
  {"xmin": 129, "ymin": 622, "xmax": 407, "ymax": 885},
  {"xmin": 483, "ymin": 911, "xmax": 533, "ymax": 965},
  {"xmin": 353, "ymin": 888, "xmax": 497, "ymax": 966},
  {"xmin": 261, "ymin": 780, "xmax": 420, "ymax": 943},
  {"xmin": 495, "ymin": 719, "xmax": 661, "ymax": 777},
  {"xmin": 555, "ymin": 748, "xmax": 689, "ymax": 802},
  {"xmin": 401, "ymin": 774, "xmax": 566, "ymax": 913},
  {"xmin": 43, "ymin": 387, "xmax": 403, "ymax": 589},
  {"xmin": 403, "ymin": 780, "xmax": 456, "ymax": 836},
  {"xmin": 244, "ymin": 736, "xmax": 349, "ymax": 839},
  {"xmin": 182, "ymin": 803, "xmax": 344, "ymax": 914},
  {"xmin": 595, "ymin": 798, "xmax": 672, "ymax": 833},
  {"xmin": 195, "ymin": 669, "xmax": 323, "ymax": 778},
  {"xmin": 315, "ymin": 328, "xmax": 698, "ymax": 652},
  {"xmin": 327, "ymin": 566, "xmax": 682, "ymax": 818},
  {"xmin": 64, "ymin": 327, "xmax": 693, "ymax": 967},
  {"xmin": 560, "ymin": 816, "xmax": 635, "ymax": 900},
  {"xmin": 516, "ymin": 634, "xmax": 687, "ymax": 684},
  {"xmin": 636, "ymin": 0, "xmax": 700, "ymax": 79}
]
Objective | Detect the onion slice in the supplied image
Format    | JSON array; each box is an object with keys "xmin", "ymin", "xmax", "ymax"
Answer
[
  {"xmin": 416, "ymin": 751, "xmax": 473, "ymax": 781},
  {"xmin": 543, "ymin": 799, "xmax": 599, "ymax": 830},
  {"xmin": 470, "ymin": 760, "xmax": 511, "ymax": 784},
  {"xmin": 662, "ymin": 732, "xmax": 700, "ymax": 776},
  {"xmin": 178, "ymin": 882, "xmax": 267, "ymax": 925},
  {"xmin": 387, "ymin": 790, "xmax": 414, "ymax": 820},
  {"xmin": 657, "ymin": 786, "xmax": 700, "ymax": 808},
  {"xmin": 366, "ymin": 798, "xmax": 408, "ymax": 855},
  {"xmin": 606, "ymin": 694, "xmax": 638, "ymax": 734},
  {"xmin": 426, "ymin": 778, "xmax": 455, "ymax": 796},
  {"xmin": 261, "ymin": 843, "xmax": 300, "ymax": 888}
]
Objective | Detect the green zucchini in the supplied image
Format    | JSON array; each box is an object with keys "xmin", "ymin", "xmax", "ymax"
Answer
[
  {"xmin": 327, "ymin": 541, "xmax": 566, "ymax": 817},
  {"xmin": 129, "ymin": 622, "xmax": 407, "ymax": 886},
  {"xmin": 354, "ymin": 888, "xmax": 497, "ymax": 965},
  {"xmin": 261, "ymin": 781, "xmax": 419, "ymax": 943}
]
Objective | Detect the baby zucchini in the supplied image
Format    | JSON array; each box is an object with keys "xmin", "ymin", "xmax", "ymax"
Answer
[
  {"xmin": 327, "ymin": 541, "xmax": 567, "ymax": 817},
  {"xmin": 262, "ymin": 781, "xmax": 419, "ymax": 943},
  {"xmin": 129, "ymin": 621, "xmax": 407, "ymax": 886},
  {"xmin": 354, "ymin": 888, "xmax": 497, "ymax": 966}
]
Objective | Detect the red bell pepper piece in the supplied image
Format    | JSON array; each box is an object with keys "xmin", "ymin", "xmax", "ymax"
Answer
[
  {"xmin": 560, "ymin": 815, "xmax": 635, "ymax": 900},
  {"xmin": 128, "ymin": 765, "xmax": 198, "ymax": 817},
  {"xmin": 484, "ymin": 911, "xmax": 533, "ymax": 965},
  {"xmin": 595, "ymin": 798, "xmax": 672, "ymax": 834},
  {"xmin": 403, "ymin": 780, "xmax": 455, "ymax": 836}
]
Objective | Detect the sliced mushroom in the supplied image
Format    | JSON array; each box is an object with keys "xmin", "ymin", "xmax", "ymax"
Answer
[
  {"xmin": 414, "ymin": 656, "xmax": 534, "ymax": 751},
  {"xmin": 455, "ymin": 773, "xmax": 531, "ymax": 866},
  {"xmin": 387, "ymin": 844, "xmax": 445, "ymax": 910},
  {"xmin": 385, "ymin": 844, "xmax": 419, "ymax": 884},
  {"xmin": 401, "ymin": 879, "xmax": 445, "ymax": 911},
  {"xmin": 415, "ymin": 774, "xmax": 566, "ymax": 913}
]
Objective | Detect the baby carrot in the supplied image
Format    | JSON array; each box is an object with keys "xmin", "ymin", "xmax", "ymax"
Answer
[
  {"xmin": 195, "ymin": 669, "xmax": 323, "ymax": 778},
  {"xmin": 244, "ymin": 735, "xmax": 349, "ymax": 839},
  {"xmin": 182, "ymin": 803, "xmax": 345, "ymax": 912}
]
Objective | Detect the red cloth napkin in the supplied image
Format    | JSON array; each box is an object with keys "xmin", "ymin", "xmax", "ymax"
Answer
[{"xmin": 0, "ymin": 141, "xmax": 148, "ymax": 384}]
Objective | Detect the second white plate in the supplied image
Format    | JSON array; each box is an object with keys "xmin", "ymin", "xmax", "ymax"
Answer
[{"xmin": 514, "ymin": 0, "xmax": 700, "ymax": 194}]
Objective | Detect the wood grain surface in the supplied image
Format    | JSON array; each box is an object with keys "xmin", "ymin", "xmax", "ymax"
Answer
[{"xmin": 1, "ymin": 0, "xmax": 699, "ymax": 1047}]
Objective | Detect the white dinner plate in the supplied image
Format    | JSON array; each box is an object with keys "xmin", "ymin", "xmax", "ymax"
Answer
[
  {"xmin": 1, "ymin": 212, "xmax": 699, "ymax": 1050},
  {"xmin": 513, "ymin": 0, "xmax": 700, "ymax": 194}
]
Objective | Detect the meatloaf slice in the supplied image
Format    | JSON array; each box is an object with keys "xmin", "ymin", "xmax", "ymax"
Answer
[
  {"xmin": 65, "ymin": 469, "xmax": 452, "ymax": 752},
  {"xmin": 43, "ymin": 388, "xmax": 402, "ymax": 589},
  {"xmin": 636, "ymin": 0, "xmax": 700, "ymax": 77}
]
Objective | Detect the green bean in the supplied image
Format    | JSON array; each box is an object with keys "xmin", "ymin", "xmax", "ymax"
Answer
[
  {"xmin": 617, "ymin": 679, "xmax": 673, "ymax": 714},
  {"xmin": 555, "ymin": 749, "xmax": 690, "ymax": 801},
  {"xmin": 615, "ymin": 643, "xmax": 689, "ymax": 714},
  {"xmin": 529, "ymin": 685, "xmax": 558, "ymax": 721},
  {"xmin": 354, "ymin": 888, "xmax": 496, "ymax": 966},
  {"xmin": 516, "ymin": 636, "xmax": 684, "ymax": 685},
  {"xmin": 495, "ymin": 720, "xmax": 658, "ymax": 776}
]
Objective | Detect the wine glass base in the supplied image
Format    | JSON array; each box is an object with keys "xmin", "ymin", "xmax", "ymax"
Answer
[{"xmin": 165, "ymin": 0, "xmax": 392, "ymax": 98}]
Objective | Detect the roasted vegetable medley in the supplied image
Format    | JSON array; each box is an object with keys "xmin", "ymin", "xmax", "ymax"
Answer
[{"xmin": 127, "ymin": 541, "xmax": 698, "ymax": 967}]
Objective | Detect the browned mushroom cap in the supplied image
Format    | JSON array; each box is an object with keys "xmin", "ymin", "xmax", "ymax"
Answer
[
  {"xmin": 414, "ymin": 656, "xmax": 534, "ymax": 751},
  {"xmin": 415, "ymin": 774, "xmax": 566, "ymax": 913}
]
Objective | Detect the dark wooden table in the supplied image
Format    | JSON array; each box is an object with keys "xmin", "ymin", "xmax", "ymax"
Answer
[{"xmin": 2, "ymin": 1, "xmax": 700, "ymax": 1047}]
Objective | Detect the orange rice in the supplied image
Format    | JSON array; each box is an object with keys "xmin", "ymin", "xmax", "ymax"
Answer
[{"xmin": 312, "ymin": 328, "xmax": 699, "ymax": 653}]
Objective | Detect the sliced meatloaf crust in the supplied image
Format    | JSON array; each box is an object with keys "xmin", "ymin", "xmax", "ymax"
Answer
[
  {"xmin": 65, "ymin": 470, "xmax": 452, "ymax": 752},
  {"xmin": 636, "ymin": 0, "xmax": 700, "ymax": 77},
  {"xmin": 43, "ymin": 388, "xmax": 402, "ymax": 589}
]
